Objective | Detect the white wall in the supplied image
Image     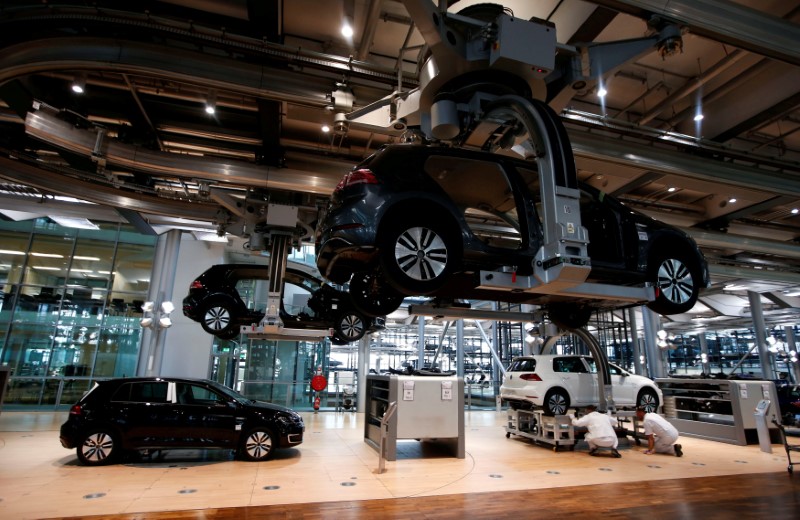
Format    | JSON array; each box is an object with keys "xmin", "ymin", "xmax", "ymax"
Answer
[{"xmin": 158, "ymin": 235, "xmax": 226, "ymax": 378}]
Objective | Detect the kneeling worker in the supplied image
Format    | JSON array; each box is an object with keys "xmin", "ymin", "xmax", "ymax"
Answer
[
  {"xmin": 636, "ymin": 407, "xmax": 683, "ymax": 457},
  {"xmin": 570, "ymin": 404, "xmax": 620, "ymax": 457}
]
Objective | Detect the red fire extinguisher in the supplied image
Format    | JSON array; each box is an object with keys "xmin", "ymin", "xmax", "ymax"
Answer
[{"xmin": 310, "ymin": 366, "xmax": 327, "ymax": 413}]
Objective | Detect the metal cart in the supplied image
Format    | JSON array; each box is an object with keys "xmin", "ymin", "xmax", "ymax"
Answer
[
  {"xmin": 505, "ymin": 409, "xmax": 575, "ymax": 452},
  {"xmin": 772, "ymin": 419, "xmax": 800, "ymax": 474}
]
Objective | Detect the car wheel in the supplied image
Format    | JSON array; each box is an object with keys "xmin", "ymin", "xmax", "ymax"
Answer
[
  {"xmin": 200, "ymin": 300, "xmax": 238, "ymax": 338},
  {"xmin": 637, "ymin": 388, "xmax": 660, "ymax": 413},
  {"xmin": 647, "ymin": 248, "xmax": 702, "ymax": 315},
  {"xmin": 548, "ymin": 303, "xmax": 592, "ymax": 330},
  {"xmin": 334, "ymin": 311, "xmax": 367, "ymax": 343},
  {"xmin": 543, "ymin": 388, "xmax": 570, "ymax": 416},
  {"xmin": 240, "ymin": 428, "xmax": 276, "ymax": 461},
  {"xmin": 77, "ymin": 429, "xmax": 119, "ymax": 466},
  {"xmin": 380, "ymin": 216, "xmax": 458, "ymax": 295},
  {"xmin": 349, "ymin": 271, "xmax": 404, "ymax": 317}
]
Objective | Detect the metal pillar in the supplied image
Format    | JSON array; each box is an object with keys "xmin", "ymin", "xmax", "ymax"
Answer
[
  {"xmin": 356, "ymin": 335, "xmax": 369, "ymax": 413},
  {"xmin": 417, "ymin": 316, "xmax": 426, "ymax": 370},
  {"xmin": 456, "ymin": 319, "xmax": 465, "ymax": 378},
  {"xmin": 748, "ymin": 291, "xmax": 775, "ymax": 379},
  {"xmin": 786, "ymin": 327, "xmax": 800, "ymax": 384},
  {"xmin": 698, "ymin": 333, "xmax": 710, "ymax": 375},
  {"xmin": 137, "ymin": 229, "xmax": 181, "ymax": 376},
  {"xmin": 641, "ymin": 306, "xmax": 667, "ymax": 378},
  {"xmin": 627, "ymin": 307, "xmax": 643, "ymax": 375}
]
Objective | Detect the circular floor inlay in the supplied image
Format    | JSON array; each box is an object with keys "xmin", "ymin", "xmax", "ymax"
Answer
[
  {"xmin": 178, "ymin": 489, "xmax": 197, "ymax": 494},
  {"xmin": 83, "ymin": 493, "xmax": 106, "ymax": 500},
  {"xmin": 734, "ymin": 460, "xmax": 748, "ymax": 464},
  {"xmin": 489, "ymin": 474, "xmax": 503, "ymax": 479},
  {"xmin": 599, "ymin": 468, "xmax": 613, "ymax": 472},
  {"xmin": 692, "ymin": 462, "xmax": 706, "ymax": 466},
  {"xmin": 263, "ymin": 485, "xmax": 280, "ymax": 491},
  {"xmin": 647, "ymin": 465, "xmax": 661, "ymax": 469},
  {"xmin": 341, "ymin": 482, "xmax": 356, "ymax": 487},
  {"xmin": 546, "ymin": 470, "xmax": 560, "ymax": 475}
]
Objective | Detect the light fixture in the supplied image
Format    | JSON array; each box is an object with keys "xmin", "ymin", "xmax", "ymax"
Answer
[
  {"xmin": 140, "ymin": 300, "xmax": 174, "ymax": 329},
  {"xmin": 205, "ymin": 90, "xmax": 217, "ymax": 115},
  {"xmin": 667, "ymin": 187, "xmax": 676, "ymax": 192},
  {"xmin": 321, "ymin": 124, "xmax": 331, "ymax": 133},
  {"xmin": 71, "ymin": 72, "xmax": 86, "ymax": 94},
  {"xmin": 49, "ymin": 216, "xmax": 99, "ymax": 229},
  {"xmin": 792, "ymin": 209, "xmax": 799, "ymax": 214},
  {"xmin": 597, "ymin": 85, "xmax": 607, "ymax": 98},
  {"xmin": 341, "ymin": 0, "xmax": 354, "ymax": 38},
  {"xmin": 728, "ymin": 197, "xmax": 737, "ymax": 204},
  {"xmin": 30, "ymin": 252, "xmax": 64, "ymax": 258}
]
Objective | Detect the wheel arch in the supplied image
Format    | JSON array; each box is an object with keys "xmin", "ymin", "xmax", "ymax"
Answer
[{"xmin": 377, "ymin": 199, "xmax": 464, "ymax": 259}]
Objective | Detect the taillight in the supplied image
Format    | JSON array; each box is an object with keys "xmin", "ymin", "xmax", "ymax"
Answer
[
  {"xmin": 520, "ymin": 374, "xmax": 542, "ymax": 381},
  {"xmin": 69, "ymin": 404, "xmax": 83, "ymax": 416},
  {"xmin": 334, "ymin": 168, "xmax": 379, "ymax": 193},
  {"xmin": 189, "ymin": 280, "xmax": 204, "ymax": 290}
]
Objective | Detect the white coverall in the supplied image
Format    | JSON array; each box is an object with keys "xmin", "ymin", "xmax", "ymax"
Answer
[
  {"xmin": 572, "ymin": 411, "xmax": 618, "ymax": 450},
  {"xmin": 642, "ymin": 412, "xmax": 680, "ymax": 454}
]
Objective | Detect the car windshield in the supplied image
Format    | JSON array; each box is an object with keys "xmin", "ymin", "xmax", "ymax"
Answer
[
  {"xmin": 205, "ymin": 380, "xmax": 251, "ymax": 405},
  {"xmin": 586, "ymin": 359, "xmax": 626, "ymax": 376}
]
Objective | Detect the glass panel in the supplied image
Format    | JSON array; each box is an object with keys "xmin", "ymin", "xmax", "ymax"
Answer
[
  {"xmin": 0, "ymin": 231, "xmax": 29, "ymax": 287},
  {"xmin": 4, "ymin": 378, "xmax": 44, "ymax": 406},
  {"xmin": 111, "ymin": 242, "xmax": 154, "ymax": 294},
  {"xmin": 23, "ymin": 233, "xmax": 74, "ymax": 286}
]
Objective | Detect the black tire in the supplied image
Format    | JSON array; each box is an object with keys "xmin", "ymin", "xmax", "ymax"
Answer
[
  {"xmin": 379, "ymin": 215, "xmax": 458, "ymax": 295},
  {"xmin": 77, "ymin": 428, "xmax": 119, "ymax": 466},
  {"xmin": 349, "ymin": 271, "xmax": 404, "ymax": 317},
  {"xmin": 240, "ymin": 428, "xmax": 277, "ymax": 461},
  {"xmin": 200, "ymin": 299, "xmax": 238, "ymax": 338},
  {"xmin": 543, "ymin": 388, "xmax": 570, "ymax": 416},
  {"xmin": 333, "ymin": 311, "xmax": 367, "ymax": 343},
  {"xmin": 647, "ymin": 247, "xmax": 702, "ymax": 315},
  {"xmin": 548, "ymin": 303, "xmax": 592, "ymax": 330},
  {"xmin": 637, "ymin": 388, "xmax": 660, "ymax": 413}
]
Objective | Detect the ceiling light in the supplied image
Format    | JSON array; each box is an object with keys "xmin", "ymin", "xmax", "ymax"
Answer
[
  {"xmin": 192, "ymin": 231, "xmax": 229, "ymax": 242},
  {"xmin": 205, "ymin": 90, "xmax": 217, "ymax": 115},
  {"xmin": 0, "ymin": 249, "xmax": 25, "ymax": 255},
  {"xmin": 728, "ymin": 198, "xmax": 737, "ymax": 203},
  {"xmin": 321, "ymin": 124, "xmax": 331, "ymax": 133},
  {"xmin": 342, "ymin": 0, "xmax": 355, "ymax": 38},
  {"xmin": 71, "ymin": 72, "xmax": 86, "ymax": 94},
  {"xmin": 33, "ymin": 266, "xmax": 61, "ymax": 271},
  {"xmin": 667, "ymin": 187, "xmax": 676, "ymax": 192},
  {"xmin": 792, "ymin": 209, "xmax": 799, "ymax": 214},
  {"xmin": 341, "ymin": 22, "xmax": 353, "ymax": 38},
  {"xmin": 30, "ymin": 252, "xmax": 64, "ymax": 258},
  {"xmin": 693, "ymin": 113, "xmax": 704, "ymax": 122},
  {"xmin": 73, "ymin": 256, "xmax": 101, "ymax": 261},
  {"xmin": 597, "ymin": 86, "xmax": 607, "ymax": 98}
]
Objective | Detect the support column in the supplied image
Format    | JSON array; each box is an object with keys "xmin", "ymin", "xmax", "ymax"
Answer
[
  {"xmin": 698, "ymin": 333, "xmax": 710, "ymax": 375},
  {"xmin": 785, "ymin": 326, "xmax": 800, "ymax": 384},
  {"xmin": 418, "ymin": 315, "xmax": 426, "ymax": 370},
  {"xmin": 137, "ymin": 229, "xmax": 181, "ymax": 376},
  {"xmin": 356, "ymin": 334, "xmax": 369, "ymax": 413},
  {"xmin": 748, "ymin": 291, "xmax": 774, "ymax": 379},
  {"xmin": 628, "ymin": 307, "xmax": 643, "ymax": 375},
  {"xmin": 456, "ymin": 319, "xmax": 465, "ymax": 377},
  {"xmin": 641, "ymin": 306, "xmax": 666, "ymax": 378}
]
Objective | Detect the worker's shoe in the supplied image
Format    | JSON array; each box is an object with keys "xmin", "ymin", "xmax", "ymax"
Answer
[
  {"xmin": 674, "ymin": 444, "xmax": 683, "ymax": 457},
  {"xmin": 611, "ymin": 449, "xmax": 622, "ymax": 458},
  {"xmin": 589, "ymin": 448, "xmax": 598, "ymax": 456}
]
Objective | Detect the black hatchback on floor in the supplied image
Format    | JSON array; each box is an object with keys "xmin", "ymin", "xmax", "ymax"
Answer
[
  {"xmin": 316, "ymin": 143, "xmax": 709, "ymax": 327},
  {"xmin": 60, "ymin": 377, "xmax": 305, "ymax": 466}
]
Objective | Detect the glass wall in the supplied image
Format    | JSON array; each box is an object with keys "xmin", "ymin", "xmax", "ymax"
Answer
[{"xmin": 0, "ymin": 218, "xmax": 156, "ymax": 409}]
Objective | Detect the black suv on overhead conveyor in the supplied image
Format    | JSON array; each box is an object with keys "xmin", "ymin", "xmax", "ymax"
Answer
[
  {"xmin": 60, "ymin": 377, "xmax": 305, "ymax": 466},
  {"xmin": 183, "ymin": 264, "xmax": 384, "ymax": 343},
  {"xmin": 315, "ymin": 143, "xmax": 709, "ymax": 327}
]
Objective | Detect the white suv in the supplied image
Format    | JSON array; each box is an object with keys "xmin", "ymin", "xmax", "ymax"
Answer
[{"xmin": 500, "ymin": 355, "xmax": 662, "ymax": 415}]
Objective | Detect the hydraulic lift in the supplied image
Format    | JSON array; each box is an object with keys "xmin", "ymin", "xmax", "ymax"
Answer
[{"xmin": 341, "ymin": 1, "xmax": 680, "ymax": 415}]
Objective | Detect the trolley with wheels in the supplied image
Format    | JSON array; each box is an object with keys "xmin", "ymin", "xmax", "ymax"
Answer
[
  {"xmin": 505, "ymin": 408, "xmax": 575, "ymax": 452},
  {"xmin": 772, "ymin": 419, "xmax": 800, "ymax": 474}
]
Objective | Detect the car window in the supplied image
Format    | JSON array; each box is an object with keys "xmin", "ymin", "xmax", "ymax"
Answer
[
  {"xmin": 554, "ymin": 357, "xmax": 588, "ymax": 373},
  {"xmin": 283, "ymin": 280, "xmax": 315, "ymax": 316},
  {"xmin": 509, "ymin": 358, "xmax": 536, "ymax": 372},
  {"xmin": 112, "ymin": 382, "xmax": 169, "ymax": 403},
  {"xmin": 176, "ymin": 382, "xmax": 225, "ymax": 405},
  {"xmin": 235, "ymin": 278, "xmax": 269, "ymax": 312},
  {"xmin": 586, "ymin": 360, "xmax": 625, "ymax": 376},
  {"xmin": 424, "ymin": 155, "xmax": 521, "ymax": 250}
]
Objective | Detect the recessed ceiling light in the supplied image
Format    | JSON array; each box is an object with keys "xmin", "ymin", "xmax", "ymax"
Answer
[
  {"xmin": 792, "ymin": 208, "xmax": 799, "ymax": 214},
  {"xmin": 321, "ymin": 125, "xmax": 331, "ymax": 133},
  {"xmin": 667, "ymin": 187, "xmax": 676, "ymax": 192},
  {"xmin": 597, "ymin": 86, "xmax": 607, "ymax": 98},
  {"xmin": 728, "ymin": 198, "xmax": 737, "ymax": 203}
]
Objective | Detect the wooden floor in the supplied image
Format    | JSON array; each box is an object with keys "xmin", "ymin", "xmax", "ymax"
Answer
[{"xmin": 1, "ymin": 410, "xmax": 798, "ymax": 519}]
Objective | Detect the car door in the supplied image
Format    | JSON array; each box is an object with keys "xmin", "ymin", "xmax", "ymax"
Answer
[
  {"xmin": 607, "ymin": 363, "xmax": 637, "ymax": 406},
  {"xmin": 552, "ymin": 357, "xmax": 595, "ymax": 406},
  {"xmin": 172, "ymin": 382, "xmax": 241, "ymax": 448},
  {"xmin": 110, "ymin": 381, "xmax": 177, "ymax": 447}
]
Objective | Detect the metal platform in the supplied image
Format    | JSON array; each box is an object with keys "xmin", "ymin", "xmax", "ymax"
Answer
[
  {"xmin": 505, "ymin": 408, "xmax": 575, "ymax": 451},
  {"xmin": 239, "ymin": 324, "xmax": 333, "ymax": 341}
]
